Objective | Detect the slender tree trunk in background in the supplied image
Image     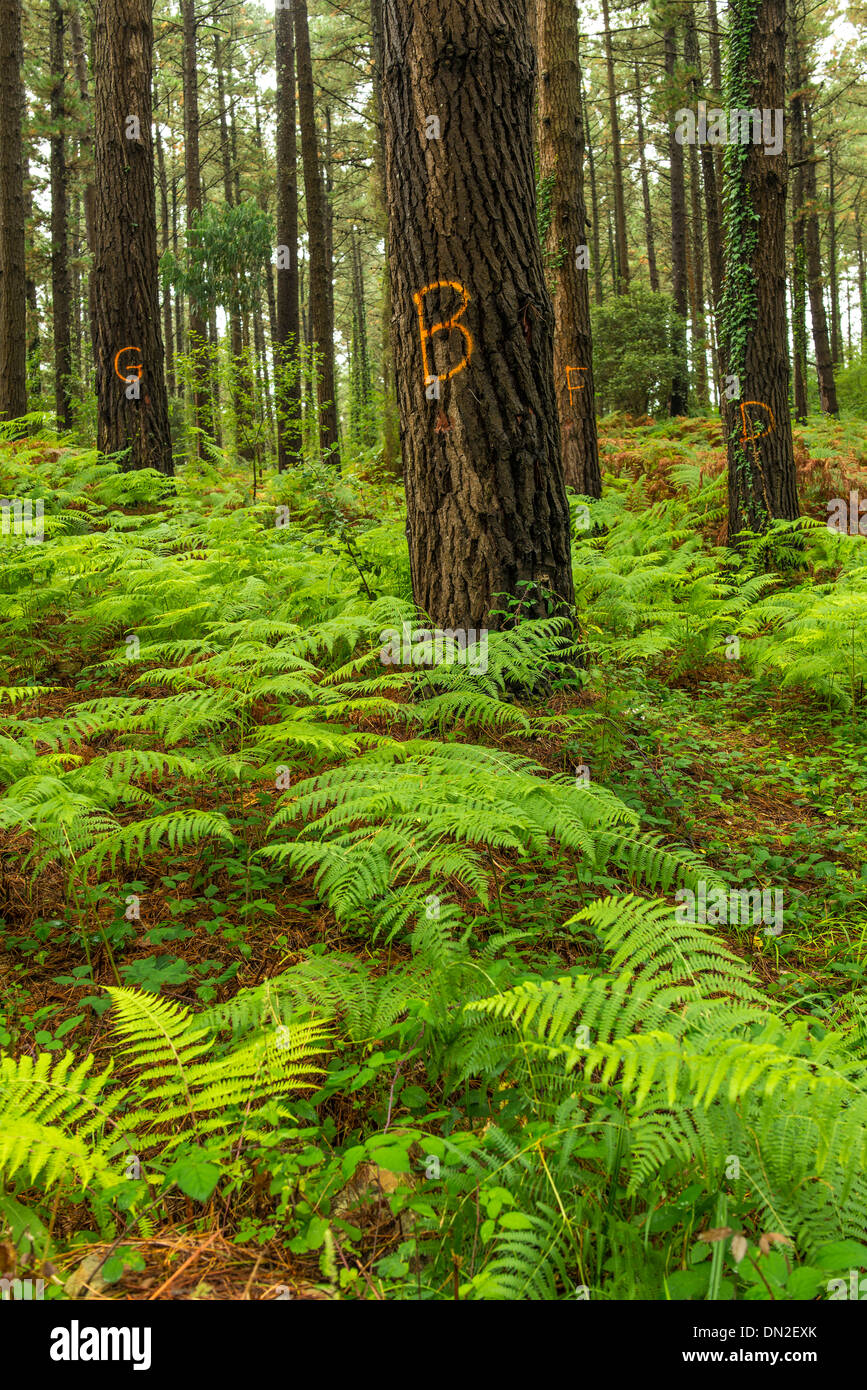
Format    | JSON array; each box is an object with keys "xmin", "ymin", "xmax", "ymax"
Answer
[
  {"xmin": 207, "ymin": 305, "xmax": 222, "ymax": 448},
  {"xmin": 294, "ymin": 0, "xmax": 340, "ymax": 464},
  {"xmin": 600, "ymin": 0, "xmax": 628, "ymax": 292},
  {"xmin": 323, "ymin": 105, "xmax": 336, "ymax": 346},
  {"xmin": 349, "ymin": 226, "xmax": 374, "ymax": 447},
  {"xmin": 683, "ymin": 9, "xmax": 707, "ymax": 405},
  {"xmin": 633, "ymin": 59, "xmax": 659, "ymax": 292},
  {"xmin": 181, "ymin": 0, "xmax": 211, "ymax": 453},
  {"xmin": 275, "ymin": 0, "xmax": 301, "ymax": 474},
  {"xmin": 665, "ymin": 26, "xmax": 689, "ymax": 415},
  {"xmin": 787, "ymin": 3, "xmax": 807, "ymax": 422},
  {"xmin": 382, "ymin": 0, "xmax": 574, "ymax": 628},
  {"xmin": 856, "ymin": 213, "xmax": 866, "ymax": 357},
  {"xmin": 0, "ymin": 0, "xmax": 28, "ymax": 423},
  {"xmin": 71, "ymin": 190, "xmax": 81, "ymax": 385},
  {"xmin": 155, "ymin": 122, "xmax": 175, "ymax": 396},
  {"xmin": 93, "ymin": 0, "xmax": 171, "ymax": 472},
  {"xmin": 23, "ymin": 152, "xmax": 40, "ymax": 400},
  {"xmin": 827, "ymin": 139, "xmax": 841, "ymax": 367},
  {"xmin": 706, "ymin": 0, "xmax": 724, "ymax": 207},
  {"xmin": 49, "ymin": 0, "xmax": 73, "ymax": 427},
  {"xmin": 580, "ymin": 75, "xmax": 603, "ymax": 307},
  {"xmin": 536, "ymin": 0, "xmax": 600, "ymax": 497},
  {"xmin": 607, "ymin": 208, "xmax": 616, "ymax": 296},
  {"xmin": 369, "ymin": 0, "xmax": 399, "ymax": 470},
  {"xmin": 171, "ymin": 167, "xmax": 184, "ymax": 402},
  {"xmin": 800, "ymin": 82, "xmax": 838, "ymax": 413},
  {"xmin": 722, "ymin": 0, "xmax": 797, "ymax": 537},
  {"xmin": 216, "ymin": 30, "xmax": 249, "ymax": 458},
  {"xmin": 68, "ymin": 2, "xmax": 97, "ymax": 364}
]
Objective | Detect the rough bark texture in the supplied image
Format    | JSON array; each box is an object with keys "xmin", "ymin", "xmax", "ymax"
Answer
[
  {"xmin": 382, "ymin": 0, "xmax": 574, "ymax": 629},
  {"xmin": 787, "ymin": 2, "xmax": 807, "ymax": 421},
  {"xmin": 275, "ymin": 0, "xmax": 301, "ymax": 474},
  {"xmin": 50, "ymin": 0, "xmax": 73, "ymax": 427},
  {"xmin": 536, "ymin": 0, "xmax": 600, "ymax": 497},
  {"xmin": 0, "ymin": 0, "xmax": 27, "ymax": 422},
  {"xmin": 722, "ymin": 0, "xmax": 798, "ymax": 537},
  {"xmin": 665, "ymin": 26, "xmax": 689, "ymax": 415},
  {"xmin": 294, "ymin": 0, "xmax": 340, "ymax": 464},
  {"xmin": 93, "ymin": 0, "xmax": 172, "ymax": 472},
  {"xmin": 633, "ymin": 59, "xmax": 659, "ymax": 292}
]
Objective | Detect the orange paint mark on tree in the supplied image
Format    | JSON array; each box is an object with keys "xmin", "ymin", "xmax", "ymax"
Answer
[
  {"xmin": 114, "ymin": 347, "xmax": 143, "ymax": 382},
  {"xmin": 566, "ymin": 366, "xmax": 587, "ymax": 404},
  {"xmin": 413, "ymin": 281, "xmax": 473, "ymax": 387},
  {"xmin": 738, "ymin": 401, "xmax": 774, "ymax": 442}
]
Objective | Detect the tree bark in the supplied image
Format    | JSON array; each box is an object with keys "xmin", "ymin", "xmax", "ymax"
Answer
[
  {"xmin": 580, "ymin": 73, "xmax": 603, "ymax": 307},
  {"xmin": 49, "ymin": 0, "xmax": 73, "ymax": 427},
  {"xmin": 536, "ymin": 0, "xmax": 600, "ymax": 496},
  {"xmin": 382, "ymin": 0, "xmax": 574, "ymax": 629},
  {"xmin": 93, "ymin": 0, "xmax": 172, "ymax": 472},
  {"xmin": 683, "ymin": 8, "xmax": 708, "ymax": 405},
  {"xmin": 181, "ymin": 0, "xmax": 211, "ymax": 452},
  {"xmin": 68, "ymin": 1, "xmax": 97, "ymax": 367},
  {"xmin": 0, "ymin": 0, "xmax": 27, "ymax": 422},
  {"xmin": 827, "ymin": 137, "xmax": 841, "ymax": 366},
  {"xmin": 665, "ymin": 26, "xmax": 689, "ymax": 415},
  {"xmin": 600, "ymin": 0, "xmax": 628, "ymax": 292},
  {"xmin": 796, "ymin": 31, "xmax": 838, "ymax": 414},
  {"xmin": 294, "ymin": 0, "xmax": 340, "ymax": 464},
  {"xmin": 633, "ymin": 58, "xmax": 659, "ymax": 292},
  {"xmin": 369, "ymin": 0, "xmax": 399, "ymax": 470},
  {"xmin": 275, "ymin": 0, "xmax": 301, "ymax": 473},
  {"xmin": 787, "ymin": 2, "xmax": 807, "ymax": 421},
  {"xmin": 722, "ymin": 0, "xmax": 797, "ymax": 537},
  {"xmin": 154, "ymin": 119, "xmax": 175, "ymax": 395}
]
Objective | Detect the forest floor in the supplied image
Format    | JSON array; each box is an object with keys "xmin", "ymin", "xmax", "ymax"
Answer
[{"xmin": 2, "ymin": 411, "xmax": 867, "ymax": 1300}]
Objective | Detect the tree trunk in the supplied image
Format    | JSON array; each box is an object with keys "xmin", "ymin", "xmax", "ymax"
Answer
[
  {"xmin": 23, "ymin": 150, "xmax": 40, "ymax": 400},
  {"xmin": 294, "ymin": 0, "xmax": 340, "ymax": 464},
  {"xmin": 665, "ymin": 26, "xmax": 689, "ymax": 415},
  {"xmin": 382, "ymin": 0, "xmax": 574, "ymax": 629},
  {"xmin": 722, "ymin": 0, "xmax": 797, "ymax": 537},
  {"xmin": 275, "ymin": 0, "xmax": 301, "ymax": 474},
  {"xmin": 856, "ymin": 212, "xmax": 866, "ymax": 358},
  {"xmin": 600, "ymin": 0, "xmax": 628, "ymax": 292},
  {"xmin": 683, "ymin": 9, "xmax": 708, "ymax": 405},
  {"xmin": 49, "ymin": 0, "xmax": 73, "ymax": 427},
  {"xmin": 633, "ymin": 58, "xmax": 658, "ymax": 292},
  {"xmin": 215, "ymin": 29, "xmax": 249, "ymax": 458},
  {"xmin": 787, "ymin": 2, "xmax": 807, "ymax": 422},
  {"xmin": 827, "ymin": 138, "xmax": 841, "ymax": 366},
  {"xmin": 68, "ymin": 2, "xmax": 97, "ymax": 365},
  {"xmin": 0, "ymin": 0, "xmax": 28, "ymax": 422},
  {"xmin": 798, "ymin": 49, "xmax": 838, "ymax": 413},
  {"xmin": 93, "ymin": 0, "xmax": 172, "ymax": 472},
  {"xmin": 536, "ymin": 0, "xmax": 600, "ymax": 497},
  {"xmin": 181, "ymin": 0, "xmax": 211, "ymax": 452},
  {"xmin": 369, "ymin": 0, "xmax": 399, "ymax": 470},
  {"xmin": 154, "ymin": 120, "xmax": 175, "ymax": 395},
  {"xmin": 580, "ymin": 74, "xmax": 603, "ymax": 307}
]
